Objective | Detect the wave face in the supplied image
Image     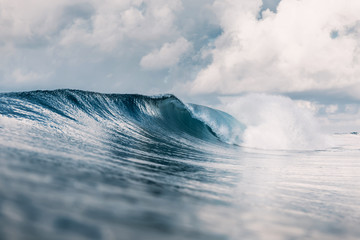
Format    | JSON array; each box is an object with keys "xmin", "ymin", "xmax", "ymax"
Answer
[
  {"xmin": 1, "ymin": 90, "xmax": 360, "ymax": 240},
  {"xmin": 0, "ymin": 89, "xmax": 230, "ymax": 144}
]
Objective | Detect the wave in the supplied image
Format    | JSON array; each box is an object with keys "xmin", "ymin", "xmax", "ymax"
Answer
[
  {"xmin": 1, "ymin": 90, "xmax": 359, "ymax": 240},
  {"xmin": 0, "ymin": 89, "xmax": 244, "ymax": 147},
  {"xmin": 0, "ymin": 89, "xmax": 245, "ymax": 239}
]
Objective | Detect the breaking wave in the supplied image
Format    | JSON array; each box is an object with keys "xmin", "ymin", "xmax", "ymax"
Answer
[{"xmin": 0, "ymin": 89, "xmax": 244, "ymax": 148}]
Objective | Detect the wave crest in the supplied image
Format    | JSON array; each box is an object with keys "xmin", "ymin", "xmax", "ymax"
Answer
[{"xmin": 0, "ymin": 89, "xmax": 241, "ymax": 145}]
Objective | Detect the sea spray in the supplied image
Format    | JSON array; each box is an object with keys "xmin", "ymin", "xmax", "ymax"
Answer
[{"xmin": 221, "ymin": 94, "xmax": 328, "ymax": 150}]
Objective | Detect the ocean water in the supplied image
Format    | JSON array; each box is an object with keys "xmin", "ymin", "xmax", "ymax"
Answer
[{"xmin": 0, "ymin": 89, "xmax": 359, "ymax": 240}]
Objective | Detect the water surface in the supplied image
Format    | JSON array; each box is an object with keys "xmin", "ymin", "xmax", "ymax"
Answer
[{"xmin": 0, "ymin": 90, "xmax": 359, "ymax": 240}]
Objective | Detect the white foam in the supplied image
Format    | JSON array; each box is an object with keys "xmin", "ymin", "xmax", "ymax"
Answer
[{"xmin": 221, "ymin": 94, "xmax": 329, "ymax": 150}]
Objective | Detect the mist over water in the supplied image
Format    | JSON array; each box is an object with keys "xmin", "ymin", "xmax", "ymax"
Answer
[{"xmin": 0, "ymin": 90, "xmax": 359, "ymax": 240}]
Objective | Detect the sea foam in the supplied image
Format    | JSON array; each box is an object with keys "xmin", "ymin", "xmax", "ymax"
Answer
[{"xmin": 221, "ymin": 94, "xmax": 328, "ymax": 150}]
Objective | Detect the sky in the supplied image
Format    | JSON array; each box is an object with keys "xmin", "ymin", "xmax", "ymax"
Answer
[{"xmin": 1, "ymin": 0, "xmax": 360, "ymax": 133}]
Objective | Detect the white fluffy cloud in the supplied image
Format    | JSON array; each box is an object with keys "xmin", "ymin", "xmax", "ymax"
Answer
[
  {"xmin": 0, "ymin": 0, "xmax": 196, "ymax": 91},
  {"xmin": 59, "ymin": 0, "xmax": 183, "ymax": 52},
  {"xmin": 0, "ymin": 0, "xmax": 72, "ymax": 40},
  {"xmin": 0, "ymin": 0, "xmax": 182, "ymax": 50},
  {"xmin": 140, "ymin": 37, "xmax": 191, "ymax": 70},
  {"xmin": 191, "ymin": 0, "xmax": 360, "ymax": 98},
  {"xmin": 11, "ymin": 69, "xmax": 51, "ymax": 84}
]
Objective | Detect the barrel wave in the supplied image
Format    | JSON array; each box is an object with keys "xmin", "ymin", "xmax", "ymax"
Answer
[{"xmin": 1, "ymin": 89, "xmax": 360, "ymax": 240}]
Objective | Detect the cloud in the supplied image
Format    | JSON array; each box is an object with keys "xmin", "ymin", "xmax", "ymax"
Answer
[
  {"xmin": 312, "ymin": 102, "xmax": 360, "ymax": 133},
  {"xmin": 59, "ymin": 0, "xmax": 183, "ymax": 52},
  {"xmin": 190, "ymin": 0, "xmax": 360, "ymax": 99},
  {"xmin": 11, "ymin": 69, "xmax": 51, "ymax": 84},
  {"xmin": 140, "ymin": 37, "xmax": 192, "ymax": 70},
  {"xmin": 0, "ymin": 0, "xmax": 198, "ymax": 92},
  {"xmin": 0, "ymin": 0, "xmax": 85, "ymax": 45},
  {"xmin": 0, "ymin": 0, "xmax": 183, "ymax": 51}
]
